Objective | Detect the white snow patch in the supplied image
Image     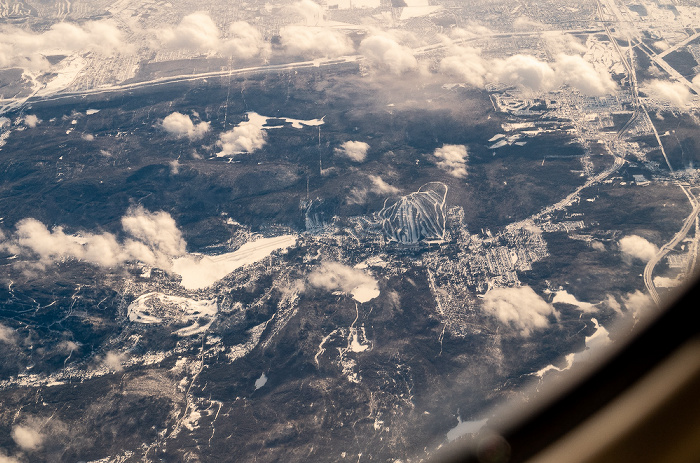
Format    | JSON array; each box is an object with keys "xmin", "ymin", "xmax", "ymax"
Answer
[
  {"xmin": 354, "ymin": 256, "xmax": 388, "ymax": 269},
  {"xmin": 488, "ymin": 139, "xmax": 508, "ymax": 149},
  {"xmin": 351, "ymin": 284, "xmax": 380, "ymax": 303},
  {"xmin": 653, "ymin": 275, "xmax": 683, "ymax": 288},
  {"xmin": 534, "ymin": 318, "xmax": 611, "ymax": 377},
  {"xmin": 349, "ymin": 328, "xmax": 369, "ymax": 353},
  {"xmin": 272, "ymin": 116, "xmax": 325, "ymax": 129},
  {"xmin": 127, "ymin": 292, "xmax": 217, "ymax": 336},
  {"xmin": 255, "ymin": 372, "xmax": 268, "ymax": 389},
  {"xmin": 183, "ymin": 409, "xmax": 202, "ymax": 431},
  {"xmin": 172, "ymin": 235, "xmax": 297, "ymax": 290},
  {"xmin": 446, "ymin": 417, "xmax": 488, "ymax": 441}
]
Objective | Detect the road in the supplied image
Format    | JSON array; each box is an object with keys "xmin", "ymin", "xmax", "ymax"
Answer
[
  {"xmin": 15, "ymin": 27, "xmax": 611, "ymax": 109},
  {"xmin": 657, "ymin": 31, "xmax": 700, "ymax": 59},
  {"xmin": 643, "ymin": 185, "xmax": 700, "ymax": 307},
  {"xmin": 23, "ymin": 55, "xmax": 362, "ymax": 106}
]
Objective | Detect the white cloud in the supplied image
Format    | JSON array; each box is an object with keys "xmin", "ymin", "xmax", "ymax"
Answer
[
  {"xmin": 348, "ymin": 174, "xmax": 400, "ymax": 205},
  {"xmin": 646, "ymin": 79, "xmax": 693, "ymax": 107},
  {"xmin": 439, "ymin": 47, "xmax": 617, "ymax": 96},
  {"xmin": 434, "ymin": 144, "xmax": 468, "ymax": 178},
  {"xmin": 280, "ymin": 26, "xmax": 354, "ymax": 58},
  {"xmin": 161, "ymin": 112, "xmax": 210, "ymax": 140},
  {"xmin": 492, "ymin": 54, "xmax": 558, "ymax": 92},
  {"xmin": 221, "ymin": 21, "xmax": 268, "ymax": 59},
  {"xmin": 619, "ymin": 235, "xmax": 658, "ymax": 262},
  {"xmin": 0, "ymin": 323, "xmax": 17, "ymax": 345},
  {"xmin": 448, "ymin": 23, "xmax": 492, "ymax": 40},
  {"xmin": 359, "ymin": 34, "xmax": 418, "ymax": 74},
  {"xmin": 155, "ymin": 14, "xmax": 266, "ymax": 59},
  {"xmin": 439, "ymin": 46, "xmax": 488, "ymax": 87},
  {"xmin": 11, "ymin": 425, "xmax": 43, "ymax": 451},
  {"xmin": 543, "ymin": 31, "xmax": 587, "ymax": 54},
  {"xmin": 121, "ymin": 207, "xmax": 186, "ymax": 258},
  {"xmin": 335, "ymin": 140, "xmax": 370, "ymax": 162},
  {"xmin": 217, "ymin": 112, "xmax": 268, "ymax": 156},
  {"xmin": 0, "ymin": 450, "xmax": 21, "ymax": 463},
  {"xmin": 622, "ymin": 290, "xmax": 654, "ymax": 319},
  {"xmin": 57, "ymin": 340, "xmax": 79, "ymax": 354},
  {"xmin": 482, "ymin": 286, "xmax": 555, "ymax": 336},
  {"xmin": 653, "ymin": 275, "xmax": 682, "ymax": 288},
  {"xmin": 0, "ymin": 20, "xmax": 130, "ymax": 71},
  {"xmin": 292, "ymin": 0, "xmax": 325, "ymax": 25},
  {"xmin": 591, "ymin": 241, "xmax": 606, "ymax": 251},
  {"xmin": 368, "ymin": 174, "xmax": 400, "ymax": 195},
  {"xmin": 553, "ymin": 54, "xmax": 617, "ymax": 96},
  {"xmin": 1, "ymin": 206, "xmax": 186, "ymax": 271},
  {"xmin": 156, "ymin": 12, "xmax": 220, "ymax": 52},
  {"xmin": 308, "ymin": 261, "xmax": 379, "ymax": 302},
  {"xmin": 24, "ymin": 114, "xmax": 40, "ymax": 128},
  {"xmin": 513, "ymin": 16, "xmax": 545, "ymax": 31},
  {"xmin": 552, "ymin": 290, "xmax": 597, "ymax": 312},
  {"xmin": 604, "ymin": 294, "xmax": 623, "ymax": 314},
  {"xmin": 101, "ymin": 351, "xmax": 127, "ymax": 372}
]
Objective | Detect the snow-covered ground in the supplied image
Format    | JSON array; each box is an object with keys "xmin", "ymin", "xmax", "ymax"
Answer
[{"xmin": 172, "ymin": 235, "xmax": 297, "ymax": 290}]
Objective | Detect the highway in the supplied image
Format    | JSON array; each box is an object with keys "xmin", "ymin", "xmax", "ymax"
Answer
[
  {"xmin": 22, "ymin": 55, "xmax": 362, "ymax": 106},
  {"xmin": 643, "ymin": 185, "xmax": 700, "ymax": 307},
  {"xmin": 657, "ymin": 31, "xmax": 700, "ymax": 59},
  {"xmin": 15, "ymin": 27, "xmax": 611, "ymax": 109}
]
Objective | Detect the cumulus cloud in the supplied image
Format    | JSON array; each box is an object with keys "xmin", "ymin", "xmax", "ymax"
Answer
[
  {"xmin": 543, "ymin": 31, "xmax": 587, "ymax": 54},
  {"xmin": 646, "ymin": 79, "xmax": 693, "ymax": 107},
  {"xmin": 161, "ymin": 112, "xmax": 210, "ymax": 140},
  {"xmin": 482, "ymin": 286, "xmax": 556, "ymax": 336},
  {"xmin": 492, "ymin": 54, "xmax": 558, "ymax": 91},
  {"xmin": 434, "ymin": 144, "xmax": 468, "ymax": 178},
  {"xmin": 359, "ymin": 34, "xmax": 418, "ymax": 74},
  {"xmin": 24, "ymin": 114, "xmax": 40, "ymax": 128},
  {"xmin": 0, "ymin": 20, "xmax": 130, "ymax": 71},
  {"xmin": 0, "ymin": 206, "xmax": 186, "ymax": 271},
  {"xmin": 439, "ymin": 46, "xmax": 488, "ymax": 87},
  {"xmin": 439, "ymin": 47, "xmax": 616, "ymax": 96},
  {"xmin": 348, "ymin": 174, "xmax": 400, "ymax": 205},
  {"xmin": 619, "ymin": 235, "xmax": 658, "ymax": 262},
  {"xmin": 11, "ymin": 424, "xmax": 43, "ymax": 451},
  {"xmin": 155, "ymin": 13, "xmax": 266, "ymax": 58},
  {"xmin": 622, "ymin": 290, "xmax": 654, "ymax": 319},
  {"xmin": 368, "ymin": 174, "xmax": 400, "ymax": 195},
  {"xmin": 121, "ymin": 207, "xmax": 186, "ymax": 259},
  {"xmin": 0, "ymin": 450, "xmax": 20, "ymax": 463},
  {"xmin": 217, "ymin": 112, "xmax": 268, "ymax": 156},
  {"xmin": 101, "ymin": 351, "xmax": 127, "ymax": 372},
  {"xmin": 335, "ymin": 140, "xmax": 370, "ymax": 162},
  {"xmin": 57, "ymin": 340, "xmax": 79, "ymax": 354},
  {"xmin": 156, "ymin": 12, "xmax": 220, "ymax": 52},
  {"xmin": 308, "ymin": 261, "xmax": 379, "ymax": 303},
  {"xmin": 448, "ymin": 23, "xmax": 492, "ymax": 40},
  {"xmin": 280, "ymin": 26, "xmax": 354, "ymax": 58},
  {"xmin": 552, "ymin": 290, "xmax": 597, "ymax": 312},
  {"xmin": 292, "ymin": 0, "xmax": 324, "ymax": 25},
  {"xmin": 553, "ymin": 54, "xmax": 617, "ymax": 95},
  {"xmin": 0, "ymin": 323, "xmax": 17, "ymax": 345},
  {"xmin": 221, "ymin": 21, "xmax": 268, "ymax": 59},
  {"xmin": 513, "ymin": 16, "xmax": 545, "ymax": 31}
]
